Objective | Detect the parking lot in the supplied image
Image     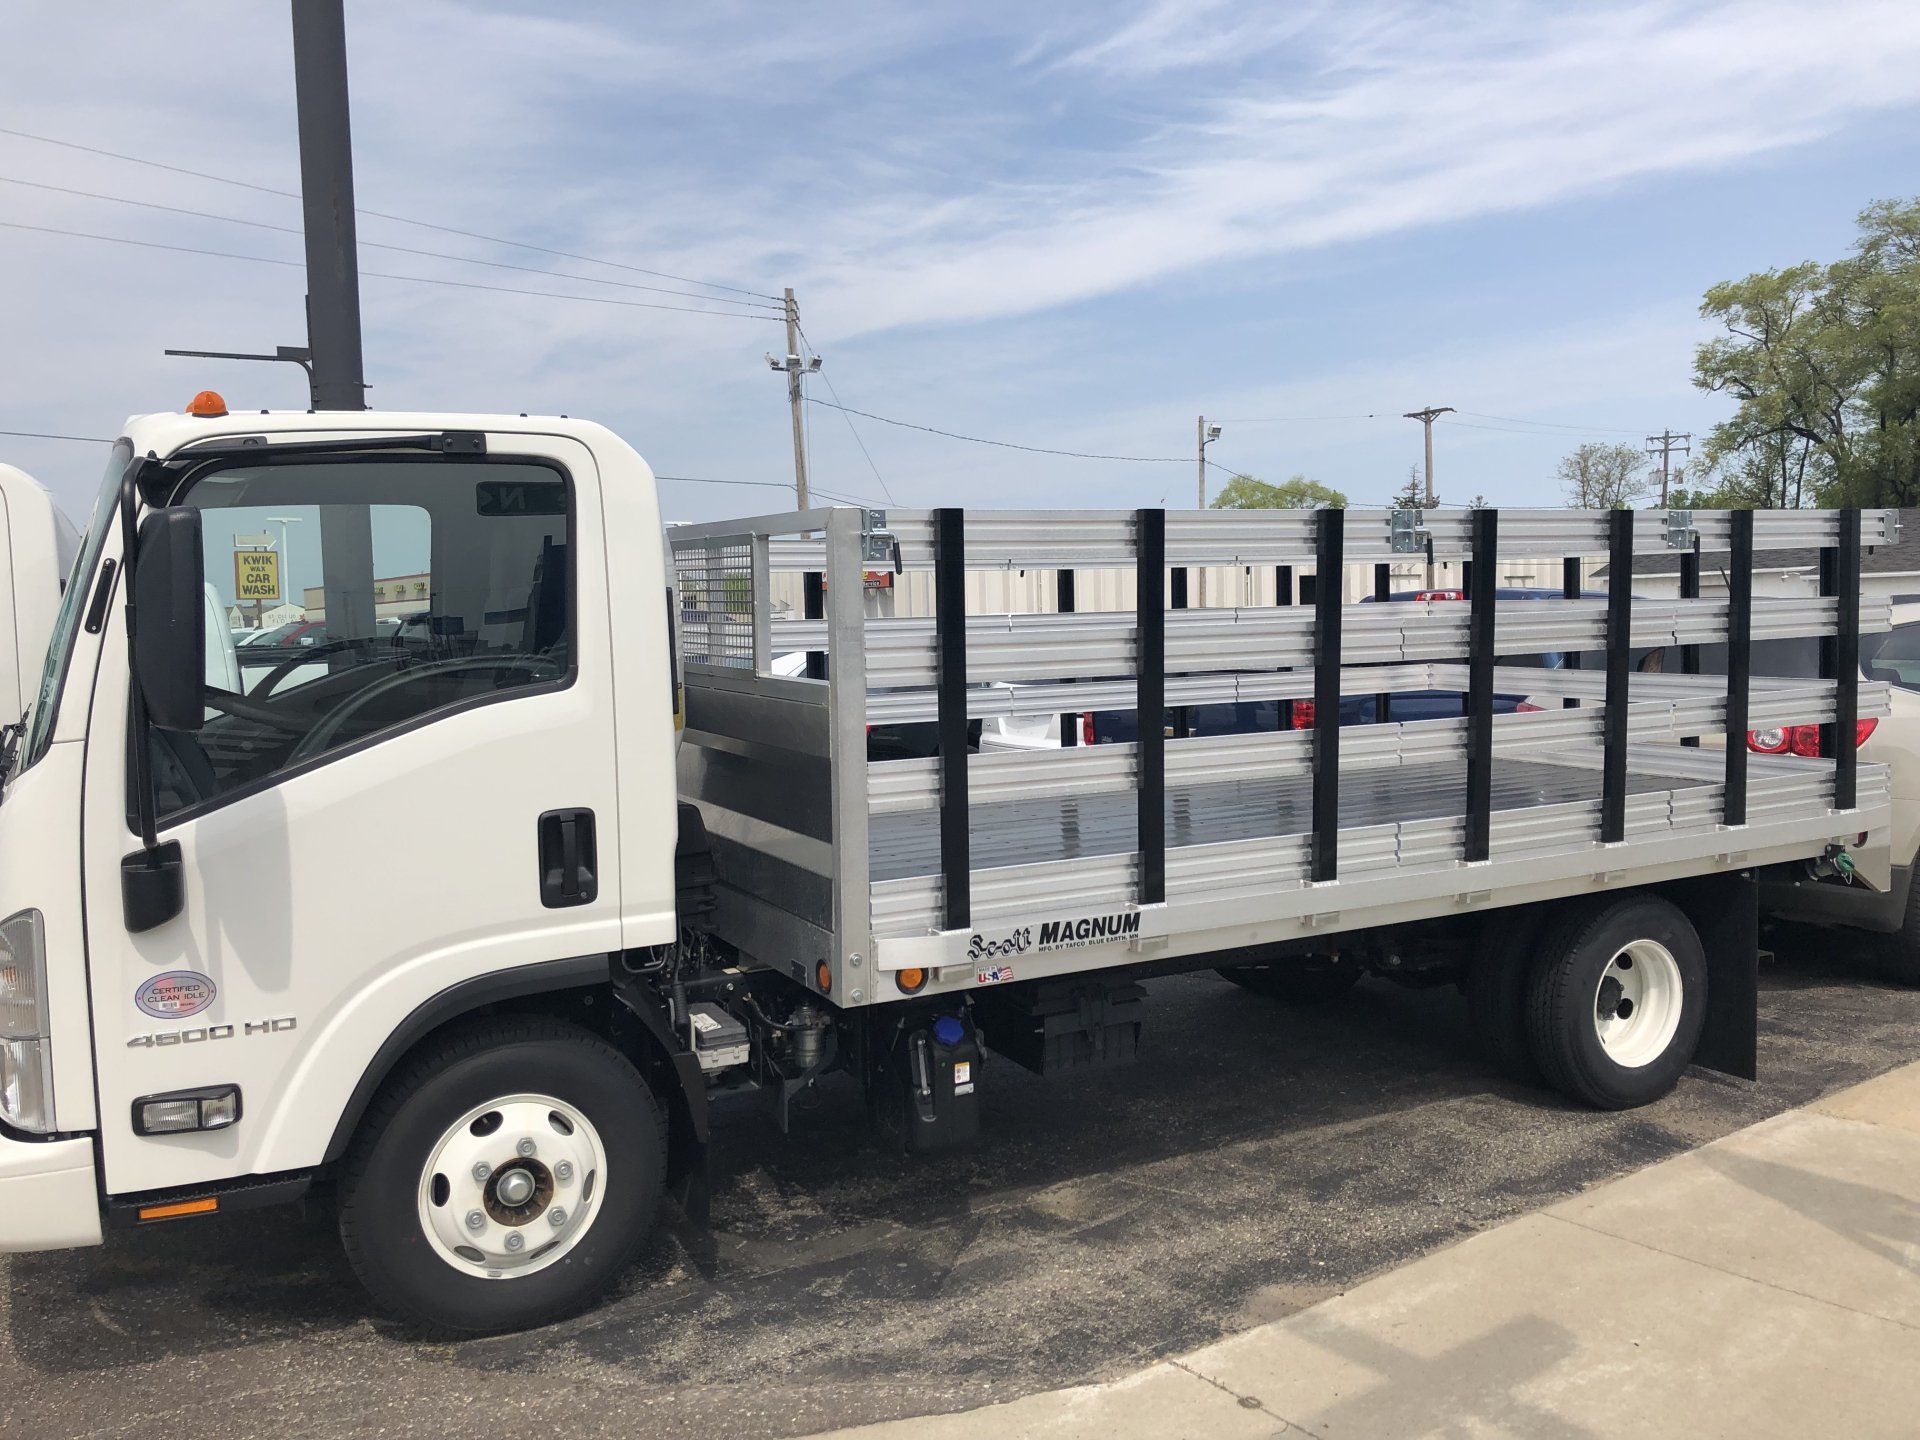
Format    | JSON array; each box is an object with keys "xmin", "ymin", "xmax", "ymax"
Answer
[{"xmin": 5, "ymin": 930, "xmax": 1918, "ymax": 1440}]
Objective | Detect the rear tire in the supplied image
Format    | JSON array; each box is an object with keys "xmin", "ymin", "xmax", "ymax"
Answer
[
  {"xmin": 338, "ymin": 1017, "xmax": 664, "ymax": 1335},
  {"xmin": 1524, "ymin": 896, "xmax": 1707, "ymax": 1109},
  {"xmin": 1217, "ymin": 953, "xmax": 1362, "ymax": 1004},
  {"xmin": 1880, "ymin": 869, "xmax": 1920, "ymax": 986}
]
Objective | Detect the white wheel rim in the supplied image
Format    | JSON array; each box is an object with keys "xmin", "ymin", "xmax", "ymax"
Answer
[
  {"xmin": 416, "ymin": 1093, "xmax": 607, "ymax": 1279},
  {"xmin": 1592, "ymin": 940, "xmax": 1684, "ymax": 1069}
]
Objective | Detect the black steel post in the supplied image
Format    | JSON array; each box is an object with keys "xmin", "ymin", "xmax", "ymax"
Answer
[
  {"xmin": 802, "ymin": 571, "xmax": 826, "ymax": 680},
  {"xmin": 1562, "ymin": 555, "xmax": 1582, "ymax": 709},
  {"xmin": 1466, "ymin": 509, "xmax": 1497, "ymax": 862},
  {"xmin": 1373, "ymin": 562, "xmax": 1392, "ymax": 723},
  {"xmin": 1724, "ymin": 510, "xmax": 1753, "ymax": 827},
  {"xmin": 1601, "ymin": 509, "xmax": 1633, "ymax": 844},
  {"xmin": 1275, "ymin": 565, "xmax": 1293, "ymax": 606},
  {"xmin": 1311, "ymin": 509, "xmax": 1344, "ymax": 882},
  {"xmin": 933, "ymin": 509, "xmax": 969, "ymax": 930},
  {"xmin": 1057, "ymin": 568, "xmax": 1077, "ymax": 747},
  {"xmin": 1136, "ymin": 510, "xmax": 1166, "ymax": 905},
  {"xmin": 1833, "ymin": 508, "xmax": 1862, "ymax": 810},
  {"xmin": 290, "ymin": 0, "xmax": 366, "ymax": 410}
]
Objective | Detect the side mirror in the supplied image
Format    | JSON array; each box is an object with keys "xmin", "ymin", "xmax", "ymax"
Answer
[{"xmin": 131, "ymin": 508, "xmax": 205, "ymax": 732}]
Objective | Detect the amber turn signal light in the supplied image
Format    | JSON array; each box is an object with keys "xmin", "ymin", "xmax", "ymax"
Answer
[{"xmin": 896, "ymin": 967, "xmax": 928, "ymax": 994}]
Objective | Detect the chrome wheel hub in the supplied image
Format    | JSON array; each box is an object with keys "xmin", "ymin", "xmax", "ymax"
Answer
[{"xmin": 417, "ymin": 1094, "xmax": 606, "ymax": 1279}]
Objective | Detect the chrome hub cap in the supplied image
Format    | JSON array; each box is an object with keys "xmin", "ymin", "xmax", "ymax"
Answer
[
  {"xmin": 417, "ymin": 1094, "xmax": 606, "ymax": 1278},
  {"xmin": 1593, "ymin": 940, "xmax": 1684, "ymax": 1068}
]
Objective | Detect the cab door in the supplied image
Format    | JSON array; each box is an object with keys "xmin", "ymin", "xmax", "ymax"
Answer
[{"xmin": 81, "ymin": 435, "xmax": 622, "ymax": 1195}]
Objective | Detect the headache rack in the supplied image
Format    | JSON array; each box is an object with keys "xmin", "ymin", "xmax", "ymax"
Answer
[{"xmin": 669, "ymin": 505, "xmax": 1895, "ymax": 1006}]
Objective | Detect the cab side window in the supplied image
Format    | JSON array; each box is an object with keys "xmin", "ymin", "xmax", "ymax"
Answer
[{"xmin": 148, "ymin": 458, "xmax": 571, "ymax": 821}]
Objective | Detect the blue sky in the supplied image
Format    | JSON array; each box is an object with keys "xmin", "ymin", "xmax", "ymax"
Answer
[{"xmin": 3, "ymin": 0, "xmax": 1920, "ymax": 521}]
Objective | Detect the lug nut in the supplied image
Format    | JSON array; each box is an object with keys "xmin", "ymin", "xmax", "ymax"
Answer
[
  {"xmin": 471, "ymin": 1161, "xmax": 491, "ymax": 1182},
  {"xmin": 504, "ymin": 1232, "xmax": 525, "ymax": 1252},
  {"xmin": 464, "ymin": 1210, "xmax": 485, "ymax": 1232},
  {"xmin": 548, "ymin": 1207, "xmax": 567, "ymax": 1228},
  {"xmin": 555, "ymin": 1160, "xmax": 574, "ymax": 1183},
  {"xmin": 516, "ymin": 1138, "xmax": 537, "ymax": 1158}
]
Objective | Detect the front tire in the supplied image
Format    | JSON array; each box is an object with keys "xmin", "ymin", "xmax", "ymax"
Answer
[
  {"xmin": 1524, "ymin": 896, "xmax": 1707, "ymax": 1109},
  {"xmin": 338, "ymin": 1017, "xmax": 665, "ymax": 1334}
]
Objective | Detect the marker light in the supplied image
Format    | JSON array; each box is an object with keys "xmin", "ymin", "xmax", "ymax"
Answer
[
  {"xmin": 137, "ymin": 1197, "xmax": 219, "ymax": 1223},
  {"xmin": 897, "ymin": 967, "xmax": 928, "ymax": 995},
  {"xmin": 814, "ymin": 961, "xmax": 833, "ymax": 994},
  {"xmin": 185, "ymin": 390, "xmax": 228, "ymax": 417}
]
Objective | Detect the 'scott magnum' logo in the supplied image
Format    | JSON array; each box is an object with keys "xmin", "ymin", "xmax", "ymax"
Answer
[
  {"xmin": 134, "ymin": 971, "xmax": 216, "ymax": 1020},
  {"xmin": 966, "ymin": 911, "xmax": 1142, "ymax": 975}
]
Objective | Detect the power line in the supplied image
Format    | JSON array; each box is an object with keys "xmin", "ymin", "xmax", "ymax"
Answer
[
  {"xmin": 0, "ymin": 175, "xmax": 783, "ymax": 310},
  {"xmin": 804, "ymin": 397, "xmax": 1196, "ymax": 464},
  {"xmin": 657, "ymin": 473, "xmax": 880, "ymax": 507},
  {"xmin": 0, "ymin": 219, "xmax": 783, "ymax": 320},
  {"xmin": 1216, "ymin": 412, "xmax": 1388, "ymax": 423},
  {"xmin": 794, "ymin": 322, "xmax": 896, "ymax": 505},
  {"xmin": 0, "ymin": 123, "xmax": 780, "ymax": 301},
  {"xmin": 1454, "ymin": 410, "xmax": 1644, "ymax": 435},
  {"xmin": 0, "ymin": 427, "xmax": 111, "ymax": 443},
  {"xmin": 1438, "ymin": 417, "xmax": 1640, "ymax": 438}
]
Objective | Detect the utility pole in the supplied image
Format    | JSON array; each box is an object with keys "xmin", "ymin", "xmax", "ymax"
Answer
[
  {"xmin": 767, "ymin": 288, "xmax": 821, "ymax": 508},
  {"xmin": 1403, "ymin": 406, "xmax": 1453, "ymax": 507},
  {"xmin": 1646, "ymin": 429, "xmax": 1692, "ymax": 505},
  {"xmin": 290, "ymin": 0, "xmax": 365, "ymax": 410},
  {"xmin": 1196, "ymin": 416, "xmax": 1221, "ymax": 508}
]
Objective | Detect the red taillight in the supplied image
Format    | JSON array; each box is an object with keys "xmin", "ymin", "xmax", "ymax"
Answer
[
  {"xmin": 1290, "ymin": 700, "xmax": 1315, "ymax": 730},
  {"xmin": 1515, "ymin": 701, "xmax": 1544, "ymax": 713},
  {"xmin": 1747, "ymin": 719, "xmax": 1878, "ymax": 756},
  {"xmin": 1414, "ymin": 589, "xmax": 1465, "ymax": 601},
  {"xmin": 1081, "ymin": 711, "xmax": 1095, "ymax": 745}
]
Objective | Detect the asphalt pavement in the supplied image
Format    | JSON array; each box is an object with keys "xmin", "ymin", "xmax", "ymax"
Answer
[{"xmin": 4, "ymin": 929, "xmax": 1918, "ymax": 1440}]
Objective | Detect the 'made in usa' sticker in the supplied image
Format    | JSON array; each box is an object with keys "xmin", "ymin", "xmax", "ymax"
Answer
[{"xmin": 135, "ymin": 971, "xmax": 217, "ymax": 1020}]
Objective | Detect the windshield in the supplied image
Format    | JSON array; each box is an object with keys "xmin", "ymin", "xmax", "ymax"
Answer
[
  {"xmin": 16, "ymin": 441, "xmax": 130, "ymax": 773},
  {"xmin": 1863, "ymin": 620, "xmax": 1920, "ymax": 692}
]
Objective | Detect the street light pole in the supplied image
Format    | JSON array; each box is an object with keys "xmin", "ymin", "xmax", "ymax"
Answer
[{"xmin": 290, "ymin": 0, "xmax": 366, "ymax": 410}]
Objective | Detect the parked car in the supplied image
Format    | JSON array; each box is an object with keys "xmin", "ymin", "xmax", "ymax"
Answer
[{"xmin": 1608, "ymin": 608, "xmax": 1920, "ymax": 984}]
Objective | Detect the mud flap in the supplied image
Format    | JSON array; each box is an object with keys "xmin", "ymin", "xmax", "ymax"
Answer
[{"xmin": 1661, "ymin": 870, "xmax": 1759, "ymax": 1081}]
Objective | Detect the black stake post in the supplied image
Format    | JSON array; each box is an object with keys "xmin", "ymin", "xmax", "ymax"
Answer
[
  {"xmin": 1601, "ymin": 509, "xmax": 1634, "ymax": 844},
  {"xmin": 1562, "ymin": 555, "xmax": 1582, "ymax": 709},
  {"xmin": 1466, "ymin": 509, "xmax": 1497, "ymax": 862},
  {"xmin": 1275, "ymin": 565, "xmax": 1293, "ymax": 606},
  {"xmin": 1311, "ymin": 509, "xmax": 1344, "ymax": 882},
  {"xmin": 933, "ymin": 508, "xmax": 969, "ymax": 930},
  {"xmin": 1136, "ymin": 510, "xmax": 1167, "ymax": 905},
  {"xmin": 1373, "ymin": 562, "xmax": 1392, "ymax": 723},
  {"xmin": 1679, "ymin": 538, "xmax": 1701, "ymax": 746},
  {"xmin": 1724, "ymin": 509, "xmax": 1753, "ymax": 827},
  {"xmin": 1828, "ymin": 508, "xmax": 1862, "ymax": 810},
  {"xmin": 290, "ymin": 0, "xmax": 366, "ymax": 410},
  {"xmin": 1057, "ymin": 568, "xmax": 1078, "ymax": 747},
  {"xmin": 802, "ymin": 571, "xmax": 826, "ymax": 680}
]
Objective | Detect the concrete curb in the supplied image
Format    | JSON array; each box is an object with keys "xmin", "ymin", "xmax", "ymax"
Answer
[{"xmin": 810, "ymin": 1060, "xmax": 1920, "ymax": 1440}]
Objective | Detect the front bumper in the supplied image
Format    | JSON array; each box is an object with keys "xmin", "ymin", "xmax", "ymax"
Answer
[{"xmin": 0, "ymin": 1130, "xmax": 102, "ymax": 1252}]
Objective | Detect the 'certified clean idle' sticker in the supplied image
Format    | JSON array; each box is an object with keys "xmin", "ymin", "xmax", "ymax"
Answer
[{"xmin": 135, "ymin": 971, "xmax": 217, "ymax": 1020}]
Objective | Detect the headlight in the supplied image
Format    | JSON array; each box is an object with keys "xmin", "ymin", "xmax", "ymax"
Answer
[{"xmin": 0, "ymin": 911, "xmax": 52, "ymax": 1132}]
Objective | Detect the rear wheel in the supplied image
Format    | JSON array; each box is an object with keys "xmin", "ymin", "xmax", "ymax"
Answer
[
  {"xmin": 1217, "ymin": 953, "xmax": 1362, "ymax": 1004},
  {"xmin": 1880, "ymin": 867, "xmax": 1920, "ymax": 986},
  {"xmin": 338, "ymin": 1017, "xmax": 664, "ymax": 1334},
  {"xmin": 1524, "ymin": 896, "xmax": 1707, "ymax": 1109}
]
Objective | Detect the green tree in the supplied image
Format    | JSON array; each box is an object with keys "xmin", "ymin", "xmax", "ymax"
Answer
[
  {"xmin": 1558, "ymin": 442, "xmax": 1650, "ymax": 508},
  {"xmin": 1389, "ymin": 464, "xmax": 1432, "ymax": 509},
  {"xmin": 1209, "ymin": 473, "xmax": 1347, "ymax": 509},
  {"xmin": 1693, "ymin": 198, "xmax": 1920, "ymax": 506}
]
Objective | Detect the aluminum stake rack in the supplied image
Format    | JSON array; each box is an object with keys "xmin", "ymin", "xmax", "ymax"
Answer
[{"xmin": 670, "ymin": 505, "xmax": 1893, "ymax": 1013}]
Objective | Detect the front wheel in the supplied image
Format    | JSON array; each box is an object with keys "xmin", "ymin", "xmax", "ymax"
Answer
[
  {"xmin": 338, "ymin": 1018, "xmax": 665, "ymax": 1334},
  {"xmin": 1524, "ymin": 896, "xmax": 1707, "ymax": 1109}
]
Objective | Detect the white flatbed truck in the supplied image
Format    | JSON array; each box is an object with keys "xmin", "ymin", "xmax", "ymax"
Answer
[{"xmin": 0, "ymin": 399, "xmax": 1893, "ymax": 1332}]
